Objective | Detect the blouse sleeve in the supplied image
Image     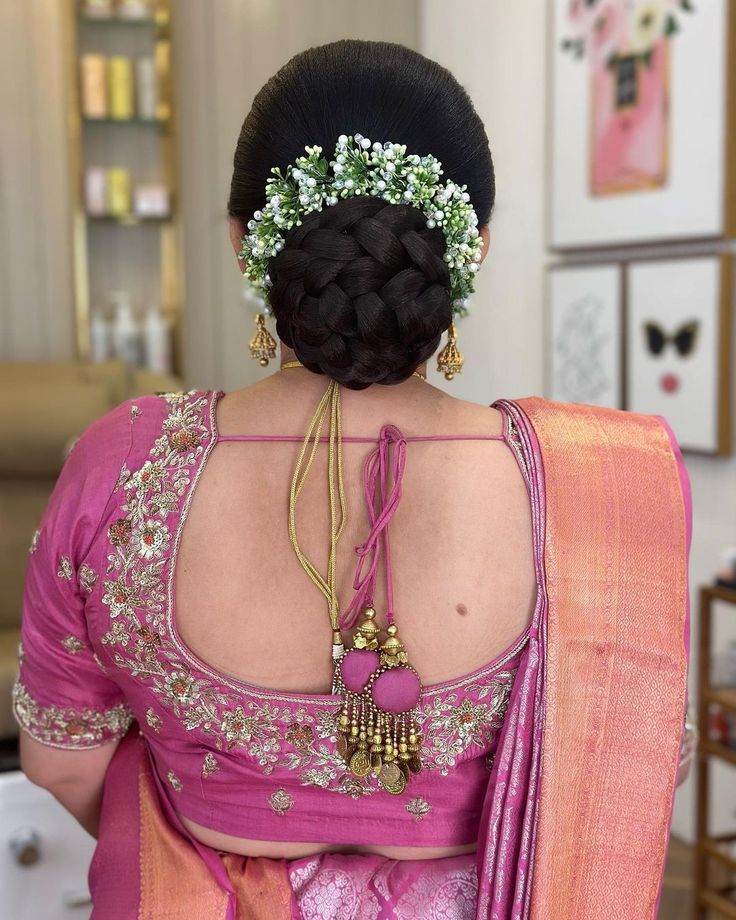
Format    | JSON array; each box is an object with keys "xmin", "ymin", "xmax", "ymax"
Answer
[
  {"xmin": 655, "ymin": 415, "xmax": 697, "ymax": 786},
  {"xmin": 12, "ymin": 401, "xmax": 137, "ymax": 750}
]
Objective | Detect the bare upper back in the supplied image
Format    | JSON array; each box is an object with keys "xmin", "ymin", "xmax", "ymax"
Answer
[{"xmin": 175, "ymin": 370, "xmax": 536, "ymax": 695}]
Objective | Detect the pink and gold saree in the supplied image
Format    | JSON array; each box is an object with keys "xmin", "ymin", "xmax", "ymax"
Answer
[{"xmin": 85, "ymin": 395, "xmax": 692, "ymax": 918}]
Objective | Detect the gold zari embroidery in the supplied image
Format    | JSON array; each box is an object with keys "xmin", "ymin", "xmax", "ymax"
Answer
[{"xmin": 12, "ymin": 679, "xmax": 132, "ymax": 749}]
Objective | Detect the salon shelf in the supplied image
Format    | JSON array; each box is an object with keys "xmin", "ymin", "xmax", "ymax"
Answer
[
  {"xmin": 695, "ymin": 586, "xmax": 736, "ymax": 920},
  {"xmin": 77, "ymin": 14, "xmax": 167, "ymax": 28},
  {"xmin": 66, "ymin": 0, "xmax": 182, "ymax": 374},
  {"xmin": 699, "ymin": 739, "xmax": 736, "ymax": 768},
  {"xmin": 86, "ymin": 213, "xmax": 172, "ymax": 225},
  {"xmin": 705, "ymin": 686, "xmax": 736, "ymax": 714},
  {"xmin": 82, "ymin": 116, "xmax": 170, "ymax": 128}
]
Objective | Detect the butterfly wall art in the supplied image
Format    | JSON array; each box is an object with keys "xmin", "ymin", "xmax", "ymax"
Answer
[{"xmin": 626, "ymin": 256, "xmax": 731, "ymax": 454}]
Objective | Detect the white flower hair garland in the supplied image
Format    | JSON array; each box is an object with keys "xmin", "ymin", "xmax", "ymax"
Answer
[{"xmin": 238, "ymin": 134, "xmax": 484, "ymax": 317}]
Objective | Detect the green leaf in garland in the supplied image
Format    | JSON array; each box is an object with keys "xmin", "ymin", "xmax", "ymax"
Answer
[{"xmin": 664, "ymin": 13, "xmax": 679, "ymax": 36}]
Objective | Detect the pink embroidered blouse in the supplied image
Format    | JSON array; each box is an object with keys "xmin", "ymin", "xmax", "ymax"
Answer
[{"xmin": 13, "ymin": 389, "xmax": 533, "ymax": 847}]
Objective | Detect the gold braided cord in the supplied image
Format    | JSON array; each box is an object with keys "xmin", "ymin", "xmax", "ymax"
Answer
[
  {"xmin": 282, "ymin": 357, "xmax": 423, "ymax": 632},
  {"xmin": 287, "ymin": 379, "xmax": 347, "ymax": 630}
]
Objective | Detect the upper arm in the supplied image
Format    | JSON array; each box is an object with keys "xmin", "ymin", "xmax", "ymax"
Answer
[{"xmin": 13, "ymin": 400, "xmax": 138, "ymax": 757}]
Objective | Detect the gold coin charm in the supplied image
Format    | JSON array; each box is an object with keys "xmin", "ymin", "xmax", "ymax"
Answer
[
  {"xmin": 379, "ymin": 762, "xmax": 407, "ymax": 795},
  {"xmin": 349, "ymin": 750, "xmax": 371, "ymax": 778}
]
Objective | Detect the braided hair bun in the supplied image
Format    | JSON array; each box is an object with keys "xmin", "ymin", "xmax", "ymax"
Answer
[
  {"xmin": 229, "ymin": 40, "xmax": 494, "ymax": 386},
  {"xmin": 270, "ymin": 198, "xmax": 451, "ymax": 389}
]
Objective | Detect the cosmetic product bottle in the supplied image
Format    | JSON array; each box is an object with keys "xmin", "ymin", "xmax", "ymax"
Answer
[
  {"xmin": 136, "ymin": 56, "xmax": 158, "ymax": 120},
  {"xmin": 79, "ymin": 54, "xmax": 107, "ymax": 119},
  {"xmin": 111, "ymin": 292, "xmax": 140, "ymax": 366},
  {"xmin": 79, "ymin": 0, "xmax": 114, "ymax": 18},
  {"xmin": 90, "ymin": 310, "xmax": 111, "ymax": 363},
  {"xmin": 84, "ymin": 167, "xmax": 108, "ymax": 216},
  {"xmin": 108, "ymin": 56, "xmax": 134, "ymax": 120},
  {"xmin": 107, "ymin": 168, "xmax": 132, "ymax": 217},
  {"xmin": 117, "ymin": 0, "xmax": 151, "ymax": 20},
  {"xmin": 143, "ymin": 304, "xmax": 172, "ymax": 374}
]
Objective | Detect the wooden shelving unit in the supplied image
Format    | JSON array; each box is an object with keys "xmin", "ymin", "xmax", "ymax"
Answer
[
  {"xmin": 64, "ymin": 0, "xmax": 184, "ymax": 376},
  {"xmin": 695, "ymin": 585, "xmax": 736, "ymax": 919}
]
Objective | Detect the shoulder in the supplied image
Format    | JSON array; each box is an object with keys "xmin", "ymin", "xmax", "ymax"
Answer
[
  {"xmin": 507, "ymin": 397, "xmax": 686, "ymax": 472},
  {"xmin": 46, "ymin": 389, "xmax": 218, "ymax": 558}
]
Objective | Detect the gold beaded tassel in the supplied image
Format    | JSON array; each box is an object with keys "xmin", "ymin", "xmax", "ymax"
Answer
[
  {"xmin": 335, "ymin": 608, "xmax": 424, "ymax": 795},
  {"xmin": 436, "ymin": 321, "xmax": 464, "ymax": 380}
]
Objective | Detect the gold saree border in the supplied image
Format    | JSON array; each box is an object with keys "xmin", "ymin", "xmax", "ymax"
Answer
[
  {"xmin": 520, "ymin": 399, "xmax": 688, "ymax": 919},
  {"xmin": 138, "ymin": 754, "xmax": 230, "ymax": 919}
]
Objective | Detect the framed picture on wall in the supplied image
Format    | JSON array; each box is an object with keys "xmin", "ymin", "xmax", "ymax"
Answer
[
  {"xmin": 549, "ymin": 0, "xmax": 735, "ymax": 249},
  {"xmin": 625, "ymin": 255, "xmax": 732, "ymax": 455},
  {"xmin": 547, "ymin": 263, "xmax": 623, "ymax": 408}
]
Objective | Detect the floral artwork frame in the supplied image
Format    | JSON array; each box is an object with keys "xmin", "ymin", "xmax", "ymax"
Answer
[
  {"xmin": 549, "ymin": 0, "xmax": 735, "ymax": 249},
  {"xmin": 624, "ymin": 254, "xmax": 732, "ymax": 455},
  {"xmin": 546, "ymin": 263, "xmax": 623, "ymax": 409}
]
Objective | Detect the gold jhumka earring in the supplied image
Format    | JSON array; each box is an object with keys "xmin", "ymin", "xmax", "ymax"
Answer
[
  {"xmin": 436, "ymin": 321, "xmax": 464, "ymax": 380},
  {"xmin": 249, "ymin": 313, "xmax": 277, "ymax": 367}
]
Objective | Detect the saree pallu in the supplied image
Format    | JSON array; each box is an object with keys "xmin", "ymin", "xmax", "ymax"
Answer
[{"xmin": 89, "ymin": 397, "xmax": 691, "ymax": 919}]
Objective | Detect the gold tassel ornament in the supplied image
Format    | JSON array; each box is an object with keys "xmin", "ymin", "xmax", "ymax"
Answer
[{"xmin": 285, "ymin": 370, "xmax": 424, "ymax": 796}]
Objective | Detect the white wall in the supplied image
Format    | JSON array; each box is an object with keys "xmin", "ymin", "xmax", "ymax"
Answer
[
  {"xmin": 421, "ymin": 0, "xmax": 736, "ymax": 844},
  {"xmin": 421, "ymin": 0, "xmax": 547, "ymax": 404}
]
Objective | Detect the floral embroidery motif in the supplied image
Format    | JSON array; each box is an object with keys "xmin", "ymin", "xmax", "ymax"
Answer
[
  {"xmin": 96, "ymin": 390, "xmax": 522, "ymax": 797},
  {"xmin": 134, "ymin": 519, "xmax": 170, "ymax": 560},
  {"xmin": 146, "ymin": 708, "xmax": 162, "ymax": 732},
  {"xmin": 57, "ymin": 556, "xmax": 73, "ymax": 581},
  {"xmin": 130, "ymin": 404, "xmax": 141, "ymax": 420},
  {"xmin": 286, "ymin": 722, "xmax": 315, "ymax": 750},
  {"xmin": 406, "ymin": 796, "xmax": 431, "ymax": 821},
  {"xmin": 269, "ymin": 788, "xmax": 294, "ymax": 816},
  {"xmin": 417, "ymin": 676, "xmax": 514, "ymax": 776},
  {"xmin": 12, "ymin": 680, "xmax": 132, "ymax": 749},
  {"xmin": 29, "ymin": 529, "xmax": 40, "ymax": 554},
  {"xmin": 108, "ymin": 518, "xmax": 132, "ymax": 547},
  {"xmin": 102, "ymin": 622, "xmax": 131, "ymax": 647},
  {"xmin": 78, "ymin": 563, "xmax": 98, "ymax": 594},
  {"xmin": 62, "ymin": 635, "xmax": 85, "ymax": 655},
  {"xmin": 18, "ymin": 642, "xmax": 25, "ymax": 665},
  {"xmin": 167, "ymin": 770, "xmax": 183, "ymax": 791},
  {"xmin": 202, "ymin": 752, "xmax": 219, "ymax": 777}
]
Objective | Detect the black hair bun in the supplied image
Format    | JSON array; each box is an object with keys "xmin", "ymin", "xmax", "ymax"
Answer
[
  {"xmin": 229, "ymin": 39, "xmax": 494, "ymax": 386},
  {"xmin": 269, "ymin": 197, "xmax": 452, "ymax": 389}
]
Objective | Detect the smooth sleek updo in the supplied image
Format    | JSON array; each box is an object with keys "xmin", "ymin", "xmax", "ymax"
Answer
[{"xmin": 228, "ymin": 39, "xmax": 494, "ymax": 389}]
